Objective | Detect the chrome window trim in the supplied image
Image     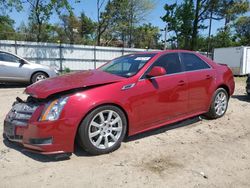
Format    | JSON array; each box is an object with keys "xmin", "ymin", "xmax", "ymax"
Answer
[
  {"xmin": 138, "ymin": 68, "xmax": 213, "ymax": 81},
  {"xmin": 138, "ymin": 52, "xmax": 213, "ymax": 81}
]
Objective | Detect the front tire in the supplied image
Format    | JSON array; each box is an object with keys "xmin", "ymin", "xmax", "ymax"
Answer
[
  {"xmin": 78, "ymin": 105, "xmax": 127, "ymax": 155},
  {"xmin": 31, "ymin": 72, "xmax": 48, "ymax": 84},
  {"xmin": 205, "ymin": 88, "xmax": 229, "ymax": 119}
]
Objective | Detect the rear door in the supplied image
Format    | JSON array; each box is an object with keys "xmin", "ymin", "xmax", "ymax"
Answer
[{"xmin": 180, "ymin": 53, "xmax": 216, "ymax": 113}]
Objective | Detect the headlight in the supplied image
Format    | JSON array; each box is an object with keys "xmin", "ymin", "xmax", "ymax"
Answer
[
  {"xmin": 39, "ymin": 96, "xmax": 69, "ymax": 121},
  {"xmin": 54, "ymin": 69, "xmax": 59, "ymax": 74}
]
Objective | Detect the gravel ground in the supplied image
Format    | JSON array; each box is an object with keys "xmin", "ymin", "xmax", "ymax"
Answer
[{"xmin": 0, "ymin": 78, "xmax": 250, "ymax": 188}]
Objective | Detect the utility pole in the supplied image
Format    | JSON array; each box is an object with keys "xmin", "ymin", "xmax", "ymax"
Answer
[{"xmin": 162, "ymin": 26, "xmax": 167, "ymax": 50}]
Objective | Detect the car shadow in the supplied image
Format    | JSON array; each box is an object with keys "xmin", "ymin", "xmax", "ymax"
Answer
[
  {"xmin": 0, "ymin": 83, "xmax": 28, "ymax": 88},
  {"xmin": 3, "ymin": 116, "xmax": 203, "ymax": 162},
  {"xmin": 232, "ymin": 95, "xmax": 250, "ymax": 102},
  {"xmin": 125, "ymin": 116, "xmax": 202, "ymax": 142}
]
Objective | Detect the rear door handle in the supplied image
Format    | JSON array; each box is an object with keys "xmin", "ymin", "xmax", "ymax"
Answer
[{"xmin": 177, "ymin": 80, "xmax": 185, "ymax": 86}]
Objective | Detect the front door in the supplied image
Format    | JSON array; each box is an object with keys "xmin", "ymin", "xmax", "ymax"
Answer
[{"xmin": 130, "ymin": 53, "xmax": 188, "ymax": 133}]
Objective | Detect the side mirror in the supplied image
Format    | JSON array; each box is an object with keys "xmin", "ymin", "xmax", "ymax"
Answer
[
  {"xmin": 19, "ymin": 59, "xmax": 26, "ymax": 65},
  {"xmin": 146, "ymin": 66, "xmax": 166, "ymax": 78}
]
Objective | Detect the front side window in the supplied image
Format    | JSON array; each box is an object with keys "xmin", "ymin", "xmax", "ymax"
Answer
[
  {"xmin": 145, "ymin": 53, "xmax": 183, "ymax": 77},
  {"xmin": 99, "ymin": 53, "xmax": 156, "ymax": 78},
  {"xmin": 0, "ymin": 52, "xmax": 19, "ymax": 63},
  {"xmin": 181, "ymin": 53, "xmax": 210, "ymax": 71}
]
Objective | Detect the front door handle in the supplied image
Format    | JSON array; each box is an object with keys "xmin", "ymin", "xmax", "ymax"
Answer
[
  {"xmin": 206, "ymin": 75, "xmax": 213, "ymax": 79},
  {"xmin": 177, "ymin": 80, "xmax": 185, "ymax": 86}
]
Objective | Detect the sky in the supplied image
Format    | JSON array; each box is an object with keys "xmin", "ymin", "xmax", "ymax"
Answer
[{"xmin": 9, "ymin": 0, "xmax": 229, "ymax": 40}]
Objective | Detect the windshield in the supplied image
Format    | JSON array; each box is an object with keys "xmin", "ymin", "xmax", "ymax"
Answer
[{"xmin": 99, "ymin": 53, "xmax": 156, "ymax": 78}]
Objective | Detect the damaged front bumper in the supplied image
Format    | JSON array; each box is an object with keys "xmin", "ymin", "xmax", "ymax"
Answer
[{"xmin": 3, "ymin": 98, "xmax": 74, "ymax": 155}]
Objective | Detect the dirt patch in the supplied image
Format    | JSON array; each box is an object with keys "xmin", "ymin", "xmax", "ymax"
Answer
[{"xmin": 142, "ymin": 156, "xmax": 183, "ymax": 175}]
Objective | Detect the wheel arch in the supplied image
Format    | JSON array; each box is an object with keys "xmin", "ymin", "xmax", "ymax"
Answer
[
  {"xmin": 74, "ymin": 103, "xmax": 130, "ymax": 146},
  {"xmin": 217, "ymin": 84, "xmax": 230, "ymax": 97}
]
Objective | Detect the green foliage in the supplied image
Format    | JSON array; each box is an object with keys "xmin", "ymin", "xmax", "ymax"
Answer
[
  {"xmin": 234, "ymin": 16, "xmax": 250, "ymax": 45},
  {"xmin": 216, "ymin": 0, "xmax": 250, "ymax": 28},
  {"xmin": 211, "ymin": 29, "xmax": 235, "ymax": 48},
  {"xmin": 97, "ymin": 0, "xmax": 156, "ymax": 47},
  {"xmin": 64, "ymin": 67, "xmax": 71, "ymax": 73},
  {"xmin": 0, "ymin": 15, "xmax": 15, "ymax": 39},
  {"xmin": 57, "ymin": 12, "xmax": 95, "ymax": 44},
  {"xmin": 26, "ymin": 0, "xmax": 73, "ymax": 42},
  {"xmin": 133, "ymin": 23, "xmax": 160, "ymax": 49},
  {"xmin": 0, "ymin": 0, "xmax": 22, "ymax": 14},
  {"xmin": 162, "ymin": 0, "xmax": 249, "ymax": 51},
  {"xmin": 162, "ymin": 0, "xmax": 197, "ymax": 49}
]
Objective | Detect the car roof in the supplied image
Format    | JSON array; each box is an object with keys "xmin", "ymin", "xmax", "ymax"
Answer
[{"xmin": 134, "ymin": 49, "xmax": 197, "ymax": 55}]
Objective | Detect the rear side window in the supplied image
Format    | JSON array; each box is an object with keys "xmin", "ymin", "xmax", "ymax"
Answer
[
  {"xmin": 150, "ymin": 53, "xmax": 182, "ymax": 75},
  {"xmin": 181, "ymin": 53, "xmax": 210, "ymax": 71}
]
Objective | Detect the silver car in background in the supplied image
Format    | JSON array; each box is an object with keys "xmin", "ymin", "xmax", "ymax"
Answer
[{"xmin": 0, "ymin": 51, "xmax": 58, "ymax": 84}]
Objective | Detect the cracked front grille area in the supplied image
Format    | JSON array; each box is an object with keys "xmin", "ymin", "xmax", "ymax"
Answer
[{"xmin": 5, "ymin": 102, "xmax": 39, "ymax": 126}]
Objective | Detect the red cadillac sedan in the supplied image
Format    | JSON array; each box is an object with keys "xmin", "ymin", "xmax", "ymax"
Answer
[{"xmin": 3, "ymin": 50, "xmax": 235, "ymax": 156}]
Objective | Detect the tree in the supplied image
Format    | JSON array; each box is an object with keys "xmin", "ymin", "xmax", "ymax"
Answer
[
  {"xmin": 190, "ymin": 0, "xmax": 211, "ymax": 50},
  {"xmin": 217, "ymin": 0, "xmax": 249, "ymax": 30},
  {"xmin": 96, "ymin": 0, "xmax": 109, "ymax": 46},
  {"xmin": 179, "ymin": 0, "xmax": 194, "ymax": 49},
  {"xmin": 0, "ymin": 0, "xmax": 23, "ymax": 39},
  {"xmin": 26, "ymin": 0, "xmax": 72, "ymax": 42},
  {"xmin": 162, "ymin": 0, "xmax": 249, "ymax": 50},
  {"xmin": 60, "ymin": 14, "xmax": 80, "ymax": 44},
  {"xmin": 133, "ymin": 23, "xmax": 160, "ymax": 49},
  {"xmin": 234, "ymin": 16, "xmax": 250, "ymax": 45},
  {"xmin": 126, "ymin": 0, "xmax": 155, "ymax": 47},
  {"xmin": 0, "ymin": 15, "xmax": 15, "ymax": 39},
  {"xmin": 57, "ymin": 12, "xmax": 96, "ymax": 44},
  {"xmin": 211, "ymin": 29, "xmax": 235, "ymax": 48},
  {"xmin": 79, "ymin": 12, "xmax": 95, "ymax": 42},
  {"xmin": 206, "ymin": 0, "xmax": 221, "ymax": 53},
  {"xmin": 162, "ymin": 0, "xmax": 198, "ymax": 49},
  {"xmin": 97, "ymin": 0, "xmax": 155, "ymax": 47},
  {"xmin": 0, "ymin": 0, "xmax": 22, "ymax": 15}
]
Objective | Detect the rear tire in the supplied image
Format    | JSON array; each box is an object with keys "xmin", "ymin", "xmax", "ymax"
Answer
[
  {"xmin": 205, "ymin": 88, "xmax": 229, "ymax": 119},
  {"xmin": 31, "ymin": 72, "xmax": 48, "ymax": 84},
  {"xmin": 78, "ymin": 105, "xmax": 127, "ymax": 155}
]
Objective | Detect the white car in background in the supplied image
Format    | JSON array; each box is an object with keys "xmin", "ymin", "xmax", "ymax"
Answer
[{"xmin": 0, "ymin": 51, "xmax": 58, "ymax": 84}]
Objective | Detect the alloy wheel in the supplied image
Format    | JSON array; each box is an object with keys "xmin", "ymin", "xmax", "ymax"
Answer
[
  {"xmin": 35, "ymin": 74, "xmax": 47, "ymax": 82},
  {"xmin": 214, "ymin": 91, "xmax": 228, "ymax": 116},
  {"xmin": 88, "ymin": 110, "xmax": 123, "ymax": 149}
]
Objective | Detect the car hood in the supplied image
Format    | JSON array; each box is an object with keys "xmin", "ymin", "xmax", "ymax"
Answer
[
  {"xmin": 25, "ymin": 70, "xmax": 125, "ymax": 99},
  {"xmin": 27, "ymin": 62, "xmax": 51, "ymax": 69}
]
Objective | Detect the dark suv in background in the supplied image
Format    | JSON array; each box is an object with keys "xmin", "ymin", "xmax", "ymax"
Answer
[{"xmin": 247, "ymin": 74, "xmax": 250, "ymax": 96}]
